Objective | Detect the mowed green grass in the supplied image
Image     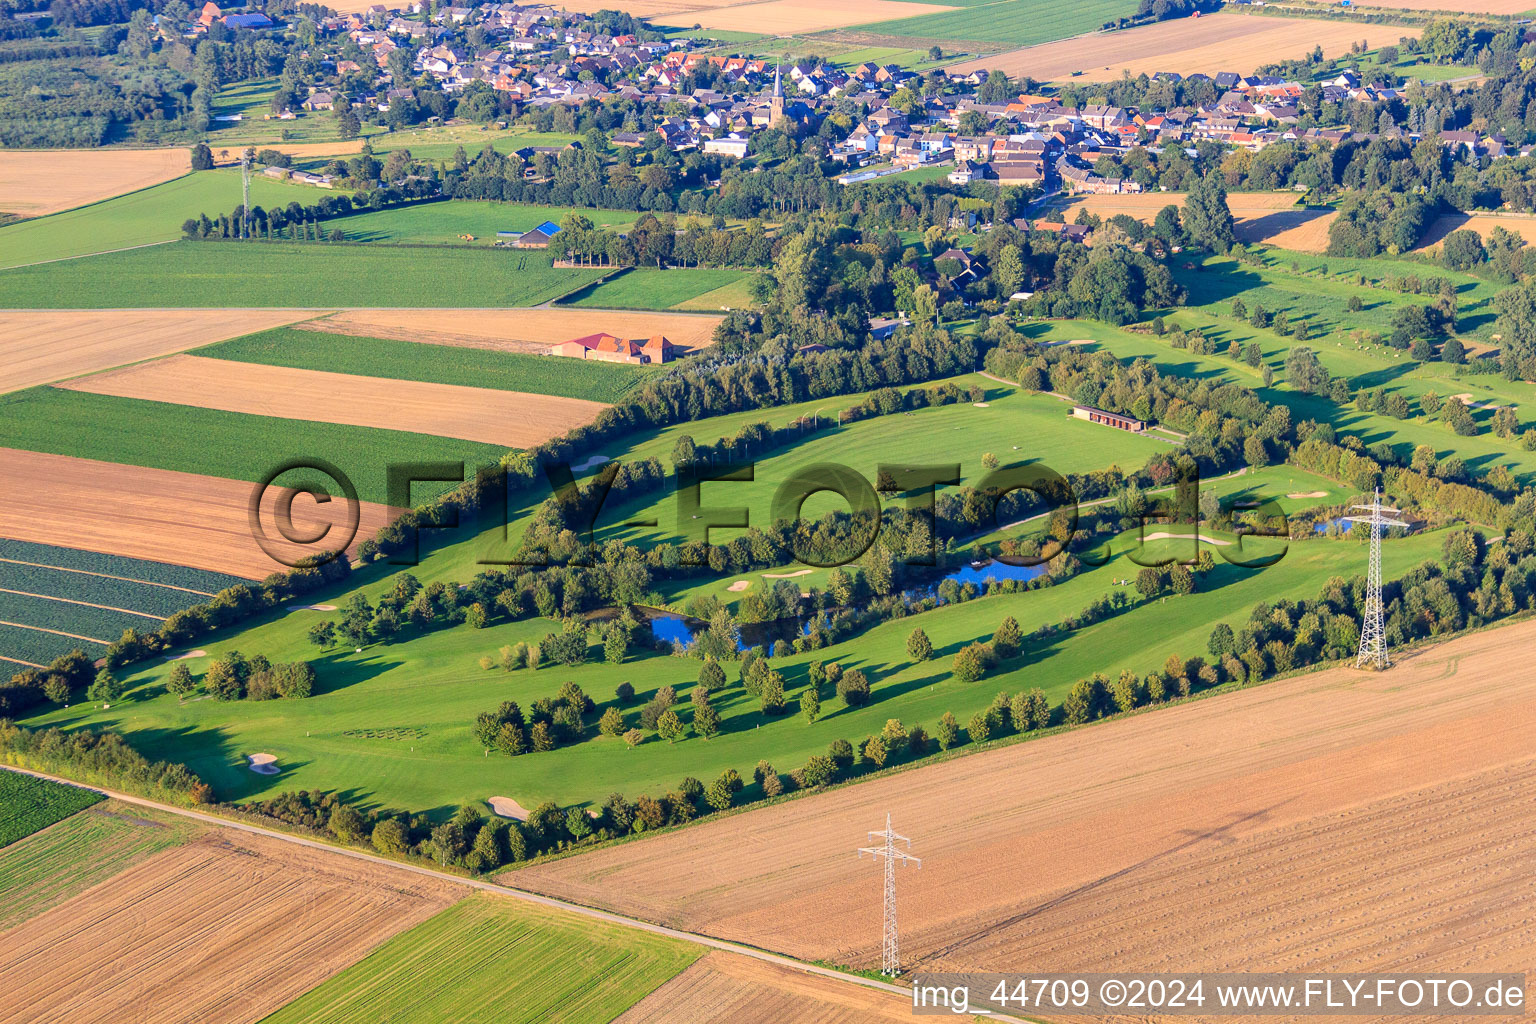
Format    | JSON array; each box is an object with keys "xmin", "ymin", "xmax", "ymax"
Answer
[
  {"xmin": 332, "ymin": 200, "xmax": 641, "ymax": 246},
  {"xmin": 0, "ymin": 798, "xmax": 198, "ymax": 930},
  {"xmin": 0, "ymin": 171, "xmax": 325, "ymax": 269},
  {"xmin": 858, "ymin": 0, "xmax": 1137, "ymax": 45},
  {"xmin": 0, "ymin": 387, "xmax": 510, "ymax": 506},
  {"xmin": 261, "ymin": 894, "xmax": 701, "ymax": 1024},
  {"xmin": 196, "ymin": 327, "xmax": 647, "ymax": 404},
  {"xmin": 587, "ymin": 375, "xmax": 1170, "ymax": 550},
  {"xmin": 22, "ymin": 521, "xmax": 1447, "ymax": 813},
  {"xmin": 0, "ymin": 242, "xmax": 608, "ymax": 308},
  {"xmin": 0, "ymin": 771, "xmax": 104, "ymax": 847},
  {"xmin": 563, "ymin": 267, "xmax": 759, "ymax": 310},
  {"xmin": 667, "ymin": 274, "xmax": 761, "ymax": 311}
]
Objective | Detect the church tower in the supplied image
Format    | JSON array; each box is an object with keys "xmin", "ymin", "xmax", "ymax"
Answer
[{"xmin": 770, "ymin": 58, "xmax": 785, "ymax": 127}]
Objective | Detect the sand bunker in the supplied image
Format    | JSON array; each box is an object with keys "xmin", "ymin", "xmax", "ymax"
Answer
[
  {"xmin": 972, "ymin": 402, "xmax": 990, "ymax": 408},
  {"xmin": 727, "ymin": 580, "xmax": 752, "ymax": 592},
  {"xmin": 761, "ymin": 569, "xmax": 813, "ymax": 579},
  {"xmin": 1140, "ymin": 530, "xmax": 1233, "ymax": 547},
  {"xmin": 1287, "ymin": 491, "xmax": 1328, "ymax": 499},
  {"xmin": 164, "ymin": 649, "xmax": 206, "ymax": 661},
  {"xmin": 289, "ymin": 604, "xmax": 338, "ymax": 611},
  {"xmin": 487, "ymin": 796, "xmax": 530, "ymax": 820},
  {"xmin": 247, "ymin": 753, "xmax": 280, "ymax": 776}
]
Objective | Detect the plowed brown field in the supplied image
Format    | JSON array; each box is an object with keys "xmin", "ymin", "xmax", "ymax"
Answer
[
  {"xmin": 0, "ymin": 309, "xmax": 317, "ymax": 394},
  {"xmin": 0, "ymin": 829, "xmax": 460, "ymax": 1024},
  {"xmin": 513, "ymin": 618, "xmax": 1536, "ymax": 980},
  {"xmin": 0, "ymin": 149, "xmax": 191, "ymax": 218},
  {"xmin": 311, "ymin": 306, "xmax": 724, "ymax": 352},
  {"xmin": 0, "ymin": 447, "xmax": 397, "ymax": 579},
  {"xmin": 950, "ymin": 12, "xmax": 1418, "ymax": 81},
  {"xmin": 614, "ymin": 952, "xmax": 915, "ymax": 1023},
  {"xmin": 56, "ymin": 353, "xmax": 609, "ymax": 447}
]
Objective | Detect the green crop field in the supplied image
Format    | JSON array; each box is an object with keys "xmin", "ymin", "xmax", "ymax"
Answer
[
  {"xmin": 0, "ymin": 622, "xmax": 104, "ymax": 665},
  {"xmin": 0, "ymin": 538, "xmax": 243, "ymax": 594},
  {"xmin": 261, "ymin": 894, "xmax": 700, "ymax": 1024},
  {"xmin": 562, "ymin": 267, "xmax": 760, "ymax": 310},
  {"xmin": 0, "ymin": 772, "xmax": 104, "ymax": 847},
  {"xmin": 856, "ymin": 0, "xmax": 1138, "ymax": 45},
  {"xmin": 0, "ymin": 388, "xmax": 510, "ymax": 506},
  {"xmin": 196, "ymin": 327, "xmax": 647, "ymax": 404},
  {"xmin": 0, "ymin": 590, "xmax": 158, "ymax": 646},
  {"xmin": 0, "ymin": 171, "xmax": 326, "ymax": 269},
  {"xmin": 0, "ymin": 798, "xmax": 199, "ymax": 930},
  {"xmin": 0, "ymin": 242, "xmax": 608, "ymax": 308},
  {"xmin": 331, "ymin": 200, "xmax": 641, "ymax": 246}
]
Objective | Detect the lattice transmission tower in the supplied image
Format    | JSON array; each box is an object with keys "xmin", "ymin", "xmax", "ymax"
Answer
[
  {"xmin": 240, "ymin": 148, "xmax": 252, "ymax": 240},
  {"xmin": 858, "ymin": 813, "xmax": 920, "ymax": 976},
  {"xmin": 1344, "ymin": 487, "xmax": 1407, "ymax": 669}
]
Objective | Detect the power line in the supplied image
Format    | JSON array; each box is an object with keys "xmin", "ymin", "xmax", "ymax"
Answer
[
  {"xmin": 1343, "ymin": 487, "xmax": 1406, "ymax": 669},
  {"xmin": 858, "ymin": 813, "xmax": 920, "ymax": 976}
]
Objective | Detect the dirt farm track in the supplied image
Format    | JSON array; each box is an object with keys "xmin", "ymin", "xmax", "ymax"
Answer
[{"xmin": 515, "ymin": 617, "xmax": 1536, "ymax": 983}]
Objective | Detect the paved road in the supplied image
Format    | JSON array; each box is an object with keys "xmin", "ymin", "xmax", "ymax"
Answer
[{"xmin": 0, "ymin": 763, "xmax": 1031, "ymax": 1022}]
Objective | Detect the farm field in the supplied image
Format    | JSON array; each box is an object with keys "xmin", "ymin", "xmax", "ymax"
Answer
[
  {"xmin": 1416, "ymin": 211, "xmax": 1536, "ymax": 251},
  {"xmin": 333, "ymin": 200, "xmax": 642, "ymax": 245},
  {"xmin": 613, "ymin": 951, "xmax": 915, "ymax": 1023},
  {"xmin": 262, "ymin": 893, "xmax": 701, "ymax": 1024},
  {"xmin": 198, "ymin": 326, "xmax": 648, "ymax": 402},
  {"xmin": 510, "ymin": 617, "xmax": 1536, "ymax": 975},
  {"xmin": 0, "ymin": 171, "xmax": 326, "ymax": 270},
  {"xmin": 668, "ymin": 275, "xmax": 762, "ymax": 311},
  {"xmin": 0, "ymin": 448, "xmax": 399, "ymax": 580},
  {"xmin": 0, "ymin": 387, "xmax": 508, "ymax": 506},
  {"xmin": 57, "ymin": 354, "xmax": 609, "ymax": 449},
  {"xmin": 948, "ymin": 11, "xmax": 1418, "ymax": 80},
  {"xmin": 0, "ymin": 148, "xmax": 191, "ymax": 219},
  {"xmin": 0, "ymin": 309, "xmax": 313, "ymax": 394},
  {"xmin": 858, "ymin": 0, "xmax": 1135, "ymax": 47},
  {"xmin": 306, "ymin": 306, "xmax": 725, "ymax": 353},
  {"xmin": 562, "ymin": 267, "xmax": 761, "ymax": 310},
  {"xmin": 0, "ymin": 772, "xmax": 103, "ymax": 848},
  {"xmin": 0, "ymin": 243, "xmax": 608, "ymax": 308},
  {"xmin": 0, "ymin": 797, "xmax": 200, "ymax": 931},
  {"xmin": 0, "ymin": 829, "xmax": 461, "ymax": 1024},
  {"xmin": 1048, "ymin": 190, "xmax": 1337, "ymax": 252},
  {"xmin": 1347, "ymin": 0, "xmax": 1533, "ymax": 10},
  {"xmin": 659, "ymin": 0, "xmax": 961, "ymax": 33}
]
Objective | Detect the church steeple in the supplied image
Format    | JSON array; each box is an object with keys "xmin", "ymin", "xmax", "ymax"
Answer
[{"xmin": 770, "ymin": 57, "xmax": 785, "ymax": 127}]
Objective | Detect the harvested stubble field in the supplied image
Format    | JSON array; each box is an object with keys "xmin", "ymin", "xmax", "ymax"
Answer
[
  {"xmin": 1051, "ymin": 191, "xmax": 1336, "ymax": 252},
  {"xmin": 949, "ymin": 11, "xmax": 1418, "ymax": 80},
  {"xmin": 0, "ymin": 448, "xmax": 398, "ymax": 580},
  {"xmin": 0, "ymin": 798, "xmax": 199, "ymax": 931},
  {"xmin": 0, "ymin": 829, "xmax": 461, "ymax": 1024},
  {"xmin": 668, "ymin": 0, "xmax": 956, "ymax": 33},
  {"xmin": 513, "ymin": 617, "xmax": 1536, "ymax": 981},
  {"xmin": 57, "ymin": 354, "xmax": 609, "ymax": 448},
  {"xmin": 0, "ymin": 309, "xmax": 314, "ymax": 394},
  {"xmin": 1416, "ymin": 211, "xmax": 1536, "ymax": 251},
  {"xmin": 1348, "ymin": 0, "xmax": 1533, "ymax": 9},
  {"xmin": 0, "ymin": 149, "xmax": 190, "ymax": 218},
  {"xmin": 313, "ymin": 306, "xmax": 725, "ymax": 353},
  {"xmin": 613, "ymin": 952, "xmax": 915, "ymax": 1024}
]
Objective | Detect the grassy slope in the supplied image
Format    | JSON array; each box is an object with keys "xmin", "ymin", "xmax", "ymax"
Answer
[
  {"xmin": 0, "ymin": 387, "xmax": 510, "ymax": 506},
  {"xmin": 0, "ymin": 171, "xmax": 326, "ymax": 269},
  {"xmin": 196, "ymin": 327, "xmax": 647, "ymax": 404},
  {"xmin": 0, "ymin": 242, "xmax": 607, "ymax": 308},
  {"xmin": 563, "ymin": 267, "xmax": 758, "ymax": 310},
  {"xmin": 260, "ymin": 894, "xmax": 701, "ymax": 1024},
  {"xmin": 0, "ymin": 772, "xmax": 104, "ymax": 847},
  {"xmin": 0, "ymin": 797, "xmax": 198, "ymax": 930},
  {"xmin": 331, "ymin": 200, "xmax": 641, "ymax": 246}
]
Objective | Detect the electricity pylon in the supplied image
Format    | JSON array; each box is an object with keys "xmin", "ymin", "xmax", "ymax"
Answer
[
  {"xmin": 1344, "ymin": 488, "xmax": 1406, "ymax": 668},
  {"xmin": 858, "ymin": 813, "xmax": 920, "ymax": 976},
  {"xmin": 240, "ymin": 148, "xmax": 252, "ymax": 240}
]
